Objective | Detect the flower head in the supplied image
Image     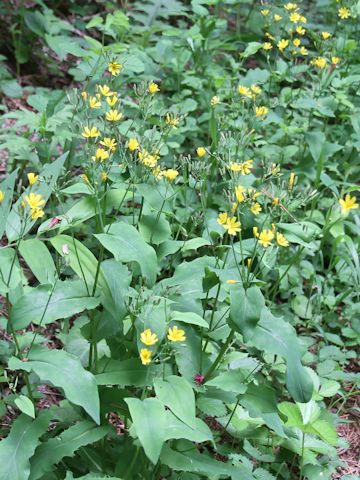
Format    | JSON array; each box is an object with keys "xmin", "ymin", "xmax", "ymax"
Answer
[
  {"xmin": 332, "ymin": 56, "xmax": 340, "ymax": 65},
  {"xmin": 238, "ymin": 85, "xmax": 252, "ymax": 98},
  {"xmin": 89, "ymin": 96, "xmax": 102, "ymax": 109},
  {"xmin": 31, "ymin": 208, "xmax": 45, "ymax": 220},
  {"xmin": 255, "ymin": 106, "xmax": 269, "ymax": 117},
  {"xmin": 25, "ymin": 193, "xmax": 45, "ymax": 210},
  {"xmin": 311, "ymin": 57, "xmax": 327, "ymax": 69},
  {"xmin": 106, "ymin": 95, "xmax": 118, "ymax": 107},
  {"xmin": 108, "ymin": 62, "xmax": 123, "ymax": 76},
  {"xmin": 289, "ymin": 12, "xmax": 301, "ymax": 23},
  {"xmin": 148, "ymin": 82, "xmax": 160, "ymax": 94},
  {"xmin": 339, "ymin": 194, "xmax": 359, "ymax": 214},
  {"xmin": 274, "ymin": 14, "xmax": 282, "ymax": 21},
  {"xmin": 140, "ymin": 348, "xmax": 152, "ymax": 365},
  {"xmin": 277, "ymin": 39, "xmax": 289, "ymax": 51},
  {"xmin": 284, "ymin": 3, "xmax": 298, "ymax": 10},
  {"xmin": 82, "ymin": 126, "xmax": 100, "ymax": 139},
  {"xmin": 128, "ymin": 138, "xmax": 139, "ymax": 151},
  {"xmin": 261, "ymin": 9, "xmax": 270, "ymax": 16},
  {"xmin": 27, "ymin": 173, "xmax": 38, "ymax": 186},
  {"xmin": 194, "ymin": 374, "xmax": 205, "ymax": 385},
  {"xmin": 106, "ymin": 109, "xmax": 123, "ymax": 122},
  {"xmin": 235, "ymin": 185, "xmax": 245, "ymax": 203},
  {"xmin": 98, "ymin": 85, "xmax": 115, "ymax": 97},
  {"xmin": 167, "ymin": 325, "xmax": 186, "ymax": 342},
  {"xmin": 230, "ymin": 160, "xmax": 253, "ymax": 174},
  {"xmin": 338, "ymin": 7, "xmax": 350, "ymax": 19},
  {"xmin": 165, "ymin": 113, "xmax": 180, "ymax": 129},
  {"xmin": 288, "ymin": 172, "xmax": 296, "ymax": 191},
  {"xmin": 263, "ymin": 42, "xmax": 273, "ymax": 51},
  {"xmin": 196, "ymin": 147, "xmax": 206, "ymax": 157},
  {"xmin": 258, "ymin": 229, "xmax": 274, "ymax": 247},
  {"xmin": 250, "ymin": 202, "xmax": 262, "ymax": 215},
  {"xmin": 0, "ymin": 191, "xmax": 4, "ymax": 204},
  {"xmin": 321, "ymin": 32, "xmax": 331, "ymax": 40},
  {"xmin": 224, "ymin": 216, "xmax": 241, "ymax": 236},
  {"xmin": 100, "ymin": 137, "xmax": 117, "ymax": 152},
  {"xmin": 210, "ymin": 95, "xmax": 220, "ymax": 106},
  {"xmin": 162, "ymin": 169, "xmax": 179, "ymax": 182},
  {"xmin": 101, "ymin": 172, "xmax": 108, "ymax": 183},
  {"xmin": 140, "ymin": 328, "xmax": 158, "ymax": 346},
  {"xmin": 217, "ymin": 212, "xmax": 228, "ymax": 225},
  {"xmin": 296, "ymin": 26, "xmax": 306, "ymax": 35},
  {"xmin": 92, "ymin": 148, "xmax": 109, "ymax": 162},
  {"xmin": 276, "ymin": 232, "xmax": 289, "ymax": 247}
]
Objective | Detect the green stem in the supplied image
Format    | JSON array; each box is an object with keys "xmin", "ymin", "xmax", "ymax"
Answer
[{"xmin": 203, "ymin": 329, "xmax": 235, "ymax": 383}]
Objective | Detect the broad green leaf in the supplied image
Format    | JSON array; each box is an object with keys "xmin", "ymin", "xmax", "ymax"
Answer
[
  {"xmin": 125, "ymin": 397, "xmax": 166, "ymax": 464},
  {"xmin": 11, "ymin": 280, "xmax": 100, "ymax": 330},
  {"xmin": 96, "ymin": 358, "xmax": 161, "ymax": 386},
  {"xmin": 9, "ymin": 345, "xmax": 100, "ymax": 423},
  {"xmin": 206, "ymin": 371, "xmax": 247, "ymax": 394},
  {"xmin": 0, "ymin": 412, "xmax": 50, "ymax": 480},
  {"xmin": 154, "ymin": 375, "xmax": 196, "ymax": 428},
  {"xmin": 0, "ymin": 247, "xmax": 24, "ymax": 303},
  {"xmin": 241, "ymin": 41, "xmax": 263, "ymax": 58},
  {"xmin": 29, "ymin": 421, "xmax": 109, "ymax": 480},
  {"xmin": 14, "ymin": 395, "xmax": 35, "ymax": 419},
  {"xmin": 229, "ymin": 285, "xmax": 265, "ymax": 341},
  {"xmin": 136, "ymin": 183, "xmax": 175, "ymax": 213},
  {"xmin": 250, "ymin": 309, "xmax": 313, "ymax": 403},
  {"xmin": 95, "ymin": 222, "xmax": 157, "ymax": 287},
  {"xmin": 0, "ymin": 170, "xmax": 17, "ymax": 239},
  {"xmin": 278, "ymin": 402, "xmax": 303, "ymax": 428},
  {"xmin": 138, "ymin": 213, "xmax": 171, "ymax": 245},
  {"xmin": 19, "ymin": 239, "xmax": 56, "ymax": 285},
  {"xmin": 6, "ymin": 153, "xmax": 67, "ymax": 242},
  {"xmin": 164, "ymin": 411, "xmax": 213, "ymax": 443},
  {"xmin": 170, "ymin": 311, "xmax": 208, "ymax": 328}
]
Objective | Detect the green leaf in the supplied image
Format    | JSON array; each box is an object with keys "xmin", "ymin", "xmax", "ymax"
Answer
[
  {"xmin": 229, "ymin": 285, "xmax": 265, "ymax": 341},
  {"xmin": 154, "ymin": 375, "xmax": 196, "ymax": 428},
  {"xmin": 250, "ymin": 309, "xmax": 313, "ymax": 402},
  {"xmin": 125, "ymin": 397, "xmax": 166, "ymax": 464},
  {"xmin": 170, "ymin": 311, "xmax": 208, "ymax": 328},
  {"xmin": 0, "ymin": 412, "xmax": 50, "ymax": 480},
  {"xmin": 14, "ymin": 395, "xmax": 35, "ymax": 419},
  {"xmin": 6, "ymin": 154, "xmax": 67, "ymax": 242},
  {"xmin": 206, "ymin": 371, "xmax": 247, "ymax": 394},
  {"xmin": 0, "ymin": 170, "xmax": 17, "ymax": 239},
  {"xmin": 19, "ymin": 239, "xmax": 56, "ymax": 285},
  {"xmin": 29, "ymin": 421, "xmax": 109, "ymax": 480},
  {"xmin": 278, "ymin": 402, "xmax": 303, "ymax": 428},
  {"xmin": 164, "ymin": 411, "xmax": 213, "ymax": 443},
  {"xmin": 9, "ymin": 345, "xmax": 100, "ymax": 423},
  {"xmin": 96, "ymin": 358, "xmax": 161, "ymax": 386},
  {"xmin": 241, "ymin": 42, "xmax": 263, "ymax": 58},
  {"xmin": 95, "ymin": 222, "xmax": 157, "ymax": 287},
  {"xmin": 138, "ymin": 213, "xmax": 171, "ymax": 245},
  {"xmin": 11, "ymin": 280, "xmax": 100, "ymax": 330}
]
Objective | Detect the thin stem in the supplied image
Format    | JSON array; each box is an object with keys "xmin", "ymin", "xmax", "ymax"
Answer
[{"xmin": 203, "ymin": 329, "xmax": 235, "ymax": 383}]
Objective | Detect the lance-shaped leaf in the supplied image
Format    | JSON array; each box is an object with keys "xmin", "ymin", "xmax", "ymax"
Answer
[
  {"xmin": 0, "ymin": 169, "xmax": 17, "ymax": 239},
  {"xmin": 6, "ymin": 153, "xmax": 67, "ymax": 242},
  {"xmin": 125, "ymin": 397, "xmax": 166, "ymax": 464},
  {"xmin": 29, "ymin": 421, "xmax": 110, "ymax": 480},
  {"xmin": 11, "ymin": 280, "xmax": 100, "ymax": 330},
  {"xmin": 0, "ymin": 412, "xmax": 51, "ymax": 480},
  {"xmin": 95, "ymin": 222, "xmax": 157, "ymax": 287},
  {"xmin": 19, "ymin": 239, "xmax": 56, "ymax": 285},
  {"xmin": 9, "ymin": 345, "xmax": 100, "ymax": 424},
  {"xmin": 229, "ymin": 284, "xmax": 265, "ymax": 341}
]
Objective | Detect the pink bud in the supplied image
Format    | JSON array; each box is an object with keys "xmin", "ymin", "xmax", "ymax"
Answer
[
  {"xmin": 49, "ymin": 217, "xmax": 61, "ymax": 228},
  {"xmin": 194, "ymin": 374, "xmax": 205, "ymax": 385}
]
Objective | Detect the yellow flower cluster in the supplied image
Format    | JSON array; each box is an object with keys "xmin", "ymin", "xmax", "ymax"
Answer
[
  {"xmin": 25, "ymin": 193, "xmax": 45, "ymax": 220},
  {"xmin": 139, "ymin": 325, "xmax": 186, "ymax": 365}
]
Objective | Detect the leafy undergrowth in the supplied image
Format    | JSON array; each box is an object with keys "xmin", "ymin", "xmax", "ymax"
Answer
[{"xmin": 0, "ymin": 1, "xmax": 359, "ymax": 480}]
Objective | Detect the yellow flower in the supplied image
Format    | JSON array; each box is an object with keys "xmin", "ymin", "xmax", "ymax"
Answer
[
  {"xmin": 31, "ymin": 208, "xmax": 45, "ymax": 220},
  {"xmin": 81, "ymin": 91, "xmax": 87, "ymax": 101},
  {"xmin": 273, "ymin": 197, "xmax": 280, "ymax": 205},
  {"xmin": 276, "ymin": 232, "xmax": 289, "ymax": 247},
  {"xmin": 338, "ymin": 7, "xmax": 350, "ymax": 19},
  {"xmin": 311, "ymin": 57, "xmax": 327, "ymax": 69},
  {"xmin": 261, "ymin": 9, "xmax": 270, "ymax": 16},
  {"xmin": 140, "ymin": 328, "xmax": 158, "ymax": 346},
  {"xmin": 263, "ymin": 42, "xmax": 273, "ymax": 51},
  {"xmin": 258, "ymin": 229, "xmax": 274, "ymax": 247},
  {"xmin": 27, "ymin": 173, "xmax": 38, "ymax": 186},
  {"xmin": 108, "ymin": 62, "xmax": 123, "ymax": 76},
  {"xmin": 100, "ymin": 137, "xmax": 117, "ymax": 151},
  {"xmin": 339, "ymin": 194, "xmax": 359, "ymax": 214},
  {"xmin": 224, "ymin": 216, "xmax": 241, "ymax": 236},
  {"xmin": 299, "ymin": 46, "xmax": 308, "ymax": 56},
  {"xmin": 98, "ymin": 85, "xmax": 115, "ymax": 97},
  {"xmin": 332, "ymin": 56, "xmax": 340, "ymax": 65},
  {"xmin": 296, "ymin": 26, "xmax": 306, "ymax": 35},
  {"xmin": 92, "ymin": 148, "xmax": 109, "ymax": 162},
  {"xmin": 293, "ymin": 38, "xmax": 301, "ymax": 47},
  {"xmin": 255, "ymin": 106, "xmax": 269, "ymax": 117},
  {"xmin": 165, "ymin": 113, "xmax": 180, "ymax": 129},
  {"xmin": 250, "ymin": 202, "xmax": 262, "ymax": 215},
  {"xmin": 167, "ymin": 326, "xmax": 186, "ymax": 342},
  {"xmin": 81, "ymin": 174, "xmax": 90, "ymax": 184},
  {"xmin": 284, "ymin": 3, "xmax": 298, "ymax": 10},
  {"xmin": 300, "ymin": 15, "xmax": 307, "ymax": 23},
  {"xmin": 217, "ymin": 212, "xmax": 228, "ymax": 225},
  {"xmin": 251, "ymin": 85, "xmax": 262, "ymax": 95},
  {"xmin": 25, "ymin": 193, "xmax": 45, "ymax": 210},
  {"xmin": 230, "ymin": 160, "xmax": 253, "ymax": 174},
  {"xmin": 238, "ymin": 85, "xmax": 252, "ymax": 98},
  {"xmin": 277, "ymin": 39, "xmax": 289, "ymax": 51},
  {"xmin": 289, "ymin": 12, "xmax": 301, "ymax": 23},
  {"xmin": 227, "ymin": 279, "xmax": 239, "ymax": 284},
  {"xmin": 101, "ymin": 171, "xmax": 108, "ymax": 183},
  {"xmin": 210, "ymin": 95, "xmax": 220, "ymax": 106},
  {"xmin": 106, "ymin": 95, "xmax": 118, "ymax": 107},
  {"xmin": 89, "ymin": 96, "xmax": 102, "ymax": 108},
  {"xmin": 265, "ymin": 32, "xmax": 275, "ymax": 40},
  {"xmin": 321, "ymin": 32, "xmax": 331, "ymax": 40},
  {"xmin": 235, "ymin": 185, "xmax": 245, "ymax": 203},
  {"xmin": 140, "ymin": 348, "xmax": 152, "ymax": 365},
  {"xmin": 106, "ymin": 109, "xmax": 123, "ymax": 122},
  {"xmin": 128, "ymin": 138, "xmax": 139, "ymax": 151},
  {"xmin": 0, "ymin": 190, "xmax": 4, "ymax": 204},
  {"xmin": 148, "ymin": 82, "xmax": 160, "ymax": 94},
  {"xmin": 288, "ymin": 172, "xmax": 296, "ymax": 191},
  {"xmin": 253, "ymin": 226, "xmax": 259, "ymax": 237},
  {"xmin": 196, "ymin": 147, "xmax": 206, "ymax": 157},
  {"xmin": 162, "ymin": 169, "xmax": 179, "ymax": 182},
  {"xmin": 274, "ymin": 14, "xmax": 282, "ymax": 21},
  {"xmin": 138, "ymin": 149, "xmax": 159, "ymax": 168},
  {"xmin": 82, "ymin": 126, "xmax": 100, "ymax": 139}
]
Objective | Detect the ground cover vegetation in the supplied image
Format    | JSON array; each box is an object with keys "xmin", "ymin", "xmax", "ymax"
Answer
[{"xmin": 0, "ymin": 0, "xmax": 359, "ymax": 479}]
